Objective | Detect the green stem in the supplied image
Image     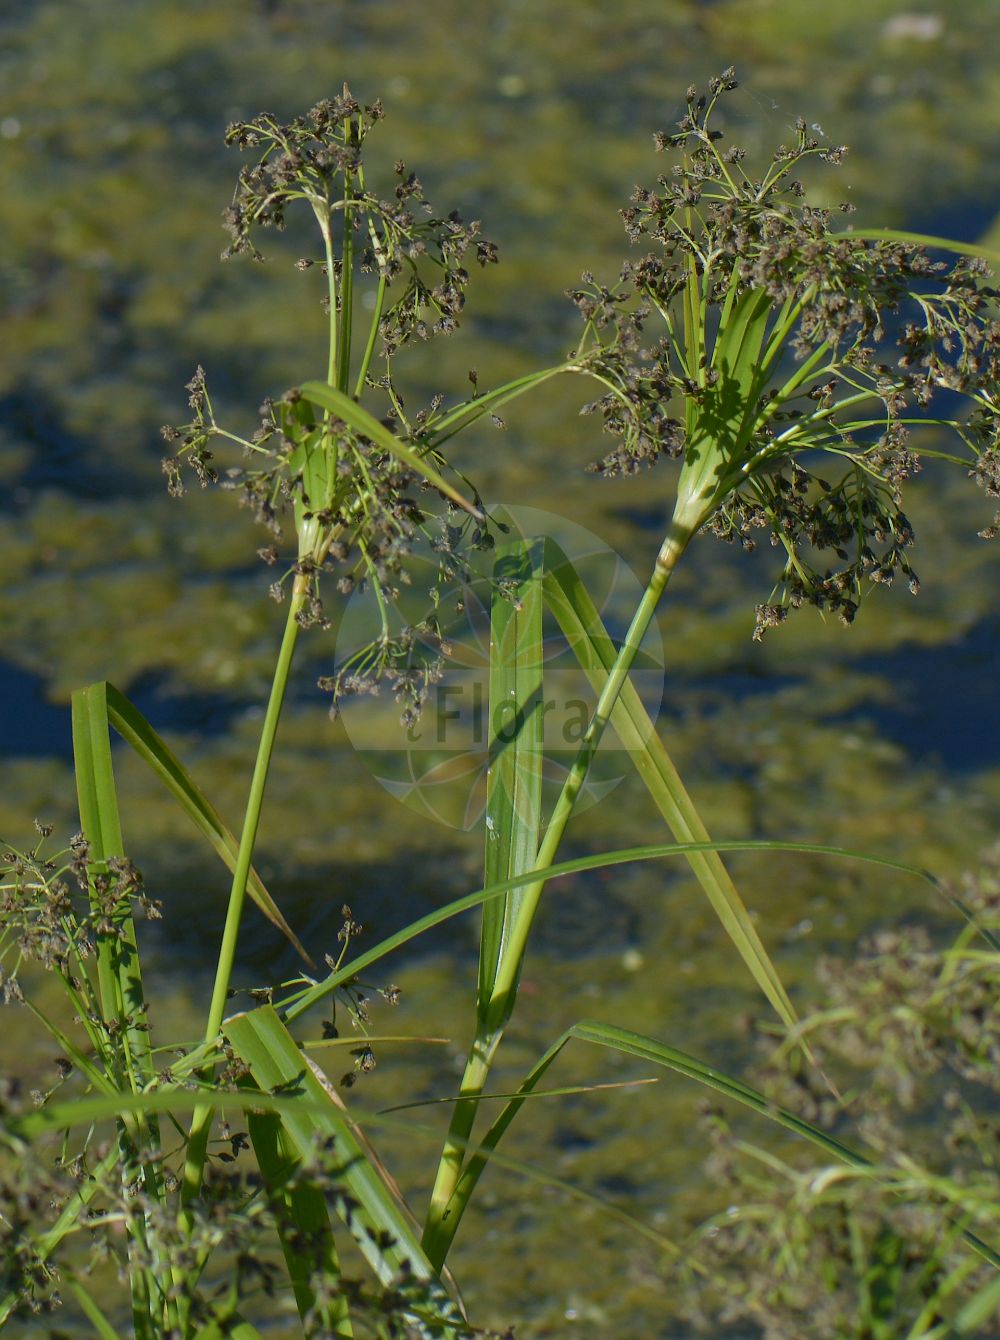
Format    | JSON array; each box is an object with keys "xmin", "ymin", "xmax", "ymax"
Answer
[
  {"xmin": 181, "ymin": 580, "xmax": 306, "ymax": 1209},
  {"xmin": 835, "ymin": 226, "xmax": 1000, "ymax": 265},
  {"xmin": 425, "ymin": 364, "xmax": 571, "ymax": 449},
  {"xmin": 354, "ymin": 271, "xmax": 387, "ymax": 399},
  {"xmin": 338, "ymin": 178, "xmax": 354, "ymax": 394},
  {"xmin": 317, "ymin": 209, "xmax": 338, "ymax": 387},
  {"xmin": 422, "ymin": 523, "xmax": 691, "ymax": 1264}
]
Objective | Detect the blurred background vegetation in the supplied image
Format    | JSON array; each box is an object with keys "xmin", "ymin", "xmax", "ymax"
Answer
[{"xmin": 2, "ymin": 1, "xmax": 1000, "ymax": 1334}]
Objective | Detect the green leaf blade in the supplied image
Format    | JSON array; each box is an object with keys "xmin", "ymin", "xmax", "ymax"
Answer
[
  {"xmin": 835, "ymin": 227, "xmax": 1000, "ymax": 265},
  {"xmin": 298, "ymin": 381, "xmax": 482, "ymax": 517},
  {"xmin": 540, "ymin": 539, "xmax": 798, "ymax": 1033},
  {"xmin": 104, "ymin": 683, "xmax": 312, "ymax": 966},
  {"xmin": 478, "ymin": 536, "xmax": 545, "ymax": 1020},
  {"xmin": 71, "ymin": 684, "xmax": 151, "ymax": 1083},
  {"xmin": 245, "ymin": 1104, "xmax": 352, "ymax": 1336},
  {"xmin": 281, "ymin": 836, "xmax": 942, "ymax": 1025},
  {"xmin": 224, "ymin": 1005, "xmax": 466, "ymax": 1334}
]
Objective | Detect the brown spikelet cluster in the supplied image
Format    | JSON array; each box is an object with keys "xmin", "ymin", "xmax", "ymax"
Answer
[{"xmin": 572, "ymin": 69, "xmax": 1000, "ymax": 633}]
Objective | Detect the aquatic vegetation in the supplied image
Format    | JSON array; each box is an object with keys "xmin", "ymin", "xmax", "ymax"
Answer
[
  {"xmin": 2, "ymin": 72, "xmax": 999, "ymax": 1339},
  {"xmin": 682, "ymin": 853, "xmax": 1000, "ymax": 1337}
]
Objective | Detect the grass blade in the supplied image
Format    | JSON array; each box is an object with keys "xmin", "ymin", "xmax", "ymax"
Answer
[
  {"xmin": 245, "ymin": 1104, "xmax": 352, "ymax": 1336},
  {"xmin": 478, "ymin": 536, "xmax": 544, "ymax": 1019},
  {"xmin": 298, "ymin": 381, "xmax": 482, "ymax": 517},
  {"xmin": 956, "ymin": 1272, "xmax": 1000, "ymax": 1332},
  {"xmin": 711, "ymin": 285, "xmax": 771, "ymax": 393},
  {"xmin": 302, "ymin": 1034, "xmax": 449, "ymax": 1051},
  {"xmin": 71, "ymin": 683, "xmax": 153, "ymax": 1085},
  {"xmin": 568, "ymin": 1020, "xmax": 854, "ymax": 1153},
  {"xmin": 679, "ymin": 285, "xmax": 772, "ymax": 530},
  {"xmin": 438, "ymin": 1019, "xmax": 1000, "ymax": 1271},
  {"xmin": 280, "ymin": 837, "xmax": 945, "ymax": 1024},
  {"xmin": 224, "ymin": 1005, "xmax": 466, "ymax": 1333},
  {"xmin": 193, "ymin": 1321, "xmax": 265, "ymax": 1340},
  {"xmin": 835, "ymin": 227, "xmax": 1000, "ymax": 265},
  {"xmin": 72, "ymin": 682, "xmax": 164, "ymax": 1334},
  {"xmin": 424, "ymin": 365, "xmax": 568, "ymax": 449},
  {"xmin": 65, "ymin": 1277, "xmax": 121, "ymax": 1340},
  {"xmin": 283, "ymin": 414, "xmax": 336, "ymax": 546},
  {"xmin": 103, "ymin": 682, "xmax": 311, "ymax": 965},
  {"xmin": 6, "ymin": 1088, "xmax": 347, "ymax": 1139},
  {"xmin": 426, "ymin": 535, "xmax": 547, "ymax": 1253},
  {"xmin": 540, "ymin": 539, "xmax": 798, "ymax": 1031},
  {"xmin": 382, "ymin": 1076, "xmax": 657, "ymax": 1113}
]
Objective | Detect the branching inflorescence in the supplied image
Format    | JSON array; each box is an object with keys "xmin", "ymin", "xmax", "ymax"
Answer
[
  {"xmin": 162, "ymin": 89, "xmax": 502, "ymax": 717},
  {"xmin": 571, "ymin": 69, "xmax": 1000, "ymax": 636}
]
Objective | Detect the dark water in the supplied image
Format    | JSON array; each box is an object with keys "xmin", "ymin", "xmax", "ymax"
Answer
[
  {"xmin": 843, "ymin": 617, "xmax": 1000, "ymax": 771},
  {"xmin": 0, "ymin": 661, "xmax": 251, "ymax": 760}
]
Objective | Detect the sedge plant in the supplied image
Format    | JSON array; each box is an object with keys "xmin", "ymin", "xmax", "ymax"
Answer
[
  {"xmin": 418, "ymin": 70, "xmax": 1000, "ymax": 1262},
  {"xmin": 2, "ymin": 73, "xmax": 1000, "ymax": 1338},
  {"xmin": 680, "ymin": 854, "xmax": 1000, "ymax": 1337}
]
